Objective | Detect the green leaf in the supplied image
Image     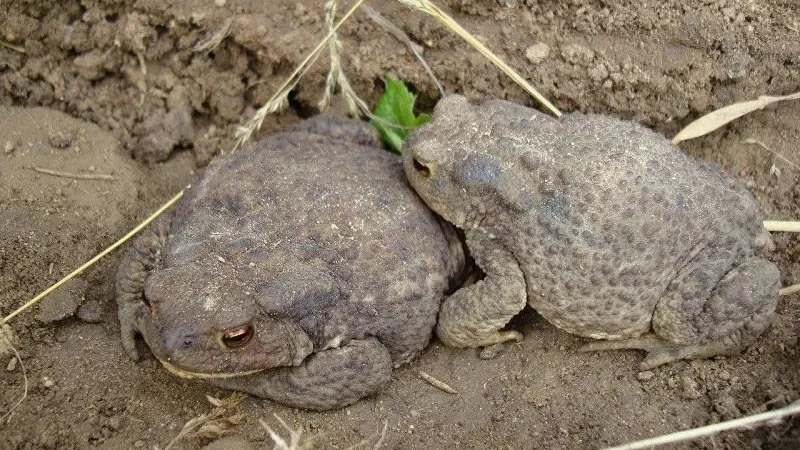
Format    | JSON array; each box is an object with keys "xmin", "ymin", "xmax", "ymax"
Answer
[{"xmin": 371, "ymin": 76, "xmax": 431, "ymax": 153}]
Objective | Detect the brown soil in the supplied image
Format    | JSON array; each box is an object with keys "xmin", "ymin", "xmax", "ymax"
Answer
[{"xmin": 1, "ymin": 1, "xmax": 798, "ymax": 449}]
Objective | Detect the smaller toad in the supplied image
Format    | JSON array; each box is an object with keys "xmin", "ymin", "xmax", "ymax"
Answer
[
  {"xmin": 116, "ymin": 117, "xmax": 465, "ymax": 409},
  {"xmin": 403, "ymin": 95, "xmax": 780, "ymax": 369}
]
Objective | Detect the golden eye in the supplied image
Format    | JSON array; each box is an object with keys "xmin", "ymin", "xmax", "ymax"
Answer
[
  {"xmin": 413, "ymin": 158, "xmax": 431, "ymax": 178},
  {"xmin": 221, "ymin": 325, "xmax": 254, "ymax": 349}
]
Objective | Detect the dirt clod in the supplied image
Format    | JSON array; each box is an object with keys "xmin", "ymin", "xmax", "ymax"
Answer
[
  {"xmin": 524, "ymin": 43, "xmax": 550, "ymax": 65},
  {"xmin": 34, "ymin": 279, "xmax": 86, "ymax": 324},
  {"xmin": 47, "ymin": 131, "xmax": 76, "ymax": 149},
  {"xmin": 637, "ymin": 370, "xmax": 655, "ymax": 381}
]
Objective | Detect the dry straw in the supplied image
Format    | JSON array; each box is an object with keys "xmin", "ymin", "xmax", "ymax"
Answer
[
  {"xmin": 601, "ymin": 401, "xmax": 800, "ymax": 450},
  {"xmin": 234, "ymin": 0, "xmax": 367, "ymax": 150},
  {"xmin": 261, "ymin": 414, "xmax": 388, "ymax": 450},
  {"xmin": 163, "ymin": 393, "xmax": 245, "ymax": 450},
  {"xmin": 673, "ymin": 92, "xmax": 800, "ymax": 144},
  {"xmin": 395, "ymin": 0, "xmax": 561, "ymax": 117}
]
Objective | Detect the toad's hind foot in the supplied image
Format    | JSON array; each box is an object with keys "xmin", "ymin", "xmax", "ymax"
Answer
[
  {"xmin": 579, "ymin": 333, "xmax": 741, "ymax": 370},
  {"xmin": 475, "ymin": 330, "xmax": 524, "ymax": 347}
]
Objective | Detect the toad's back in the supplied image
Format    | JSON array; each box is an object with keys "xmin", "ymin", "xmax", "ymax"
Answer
[{"xmin": 492, "ymin": 112, "xmax": 772, "ymax": 338}]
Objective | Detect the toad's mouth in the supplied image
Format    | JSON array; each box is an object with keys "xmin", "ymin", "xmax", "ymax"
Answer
[{"xmin": 156, "ymin": 357, "xmax": 267, "ymax": 380}]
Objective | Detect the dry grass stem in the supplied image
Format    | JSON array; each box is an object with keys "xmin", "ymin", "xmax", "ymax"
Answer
[
  {"xmin": 319, "ymin": 0, "xmax": 371, "ymax": 117},
  {"xmin": 672, "ymin": 92, "xmax": 800, "ymax": 144},
  {"xmin": 193, "ymin": 17, "xmax": 234, "ymax": 54},
  {"xmin": 261, "ymin": 414, "xmax": 305, "ymax": 450},
  {"xmin": 742, "ymin": 138, "xmax": 800, "ymax": 174},
  {"xmin": 348, "ymin": 420, "xmax": 389, "ymax": 449},
  {"xmin": 1, "ymin": 190, "xmax": 185, "ymax": 325},
  {"xmin": 164, "ymin": 393, "xmax": 246, "ymax": 450},
  {"xmin": 779, "ymin": 284, "xmax": 800, "ymax": 296},
  {"xmin": 394, "ymin": 0, "xmax": 561, "ymax": 117},
  {"xmin": 419, "ymin": 370, "xmax": 459, "ymax": 394},
  {"xmin": 29, "ymin": 166, "xmax": 116, "ymax": 181},
  {"xmin": 0, "ymin": 40, "xmax": 25, "ymax": 53},
  {"xmin": 0, "ymin": 324, "xmax": 28, "ymax": 424},
  {"xmin": 319, "ymin": 0, "xmax": 345, "ymax": 112},
  {"xmin": 262, "ymin": 414, "xmax": 388, "ymax": 449},
  {"xmin": 601, "ymin": 401, "xmax": 800, "ymax": 450},
  {"xmin": 362, "ymin": 4, "xmax": 444, "ymax": 96},
  {"xmin": 763, "ymin": 221, "xmax": 800, "ymax": 233},
  {"xmin": 235, "ymin": 0, "xmax": 366, "ymax": 150}
]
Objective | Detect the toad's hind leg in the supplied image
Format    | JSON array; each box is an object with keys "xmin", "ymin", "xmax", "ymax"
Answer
[
  {"xmin": 582, "ymin": 257, "xmax": 780, "ymax": 370},
  {"xmin": 436, "ymin": 232, "xmax": 526, "ymax": 348},
  {"xmin": 580, "ymin": 333, "xmax": 741, "ymax": 370}
]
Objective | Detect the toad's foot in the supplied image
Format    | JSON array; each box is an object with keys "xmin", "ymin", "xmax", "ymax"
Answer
[
  {"xmin": 436, "ymin": 230, "xmax": 527, "ymax": 348},
  {"xmin": 579, "ymin": 333, "xmax": 742, "ymax": 370},
  {"xmin": 209, "ymin": 337, "xmax": 393, "ymax": 410},
  {"xmin": 115, "ymin": 214, "xmax": 171, "ymax": 361}
]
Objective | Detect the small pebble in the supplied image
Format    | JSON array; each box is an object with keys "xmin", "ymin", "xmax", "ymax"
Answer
[
  {"xmin": 479, "ymin": 343, "xmax": 504, "ymax": 360},
  {"xmin": 680, "ymin": 375, "xmax": 704, "ymax": 400},
  {"xmin": 134, "ymin": 440, "xmax": 145, "ymax": 448},
  {"xmin": 6, "ymin": 356, "xmax": 17, "ymax": 372},
  {"xmin": 525, "ymin": 42, "xmax": 550, "ymax": 64},
  {"xmin": 42, "ymin": 376, "xmax": 55, "ymax": 389},
  {"xmin": 48, "ymin": 131, "xmax": 76, "ymax": 149},
  {"xmin": 214, "ymin": 0, "xmax": 226, "ymax": 6},
  {"xmin": 4, "ymin": 140, "xmax": 15, "ymax": 154},
  {"xmin": 637, "ymin": 370, "xmax": 654, "ymax": 381},
  {"xmin": 107, "ymin": 416, "xmax": 122, "ymax": 431}
]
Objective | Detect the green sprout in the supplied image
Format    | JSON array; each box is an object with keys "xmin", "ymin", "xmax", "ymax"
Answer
[{"xmin": 371, "ymin": 76, "xmax": 431, "ymax": 153}]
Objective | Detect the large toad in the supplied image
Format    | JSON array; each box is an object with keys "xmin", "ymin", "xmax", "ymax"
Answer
[
  {"xmin": 404, "ymin": 95, "xmax": 780, "ymax": 370},
  {"xmin": 116, "ymin": 117, "xmax": 465, "ymax": 410}
]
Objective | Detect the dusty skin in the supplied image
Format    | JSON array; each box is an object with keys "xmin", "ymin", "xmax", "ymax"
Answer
[
  {"xmin": 1, "ymin": 1, "xmax": 799, "ymax": 449},
  {"xmin": 404, "ymin": 95, "xmax": 780, "ymax": 369},
  {"xmin": 115, "ymin": 117, "xmax": 465, "ymax": 410}
]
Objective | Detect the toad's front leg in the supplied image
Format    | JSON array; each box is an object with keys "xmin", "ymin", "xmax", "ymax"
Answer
[
  {"xmin": 436, "ymin": 230, "xmax": 526, "ymax": 348},
  {"xmin": 208, "ymin": 338, "xmax": 393, "ymax": 410},
  {"xmin": 115, "ymin": 216, "xmax": 170, "ymax": 361}
]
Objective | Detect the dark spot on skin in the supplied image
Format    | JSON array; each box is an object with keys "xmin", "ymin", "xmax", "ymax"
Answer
[
  {"xmin": 675, "ymin": 195, "xmax": 687, "ymax": 216},
  {"xmin": 539, "ymin": 190, "xmax": 570, "ymax": 222},
  {"xmin": 520, "ymin": 153, "xmax": 540, "ymax": 170},
  {"xmin": 456, "ymin": 154, "xmax": 502, "ymax": 189},
  {"xmin": 582, "ymin": 229, "xmax": 599, "ymax": 247}
]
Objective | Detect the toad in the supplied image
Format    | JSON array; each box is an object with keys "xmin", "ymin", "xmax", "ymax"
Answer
[
  {"xmin": 116, "ymin": 117, "xmax": 465, "ymax": 409},
  {"xmin": 403, "ymin": 95, "xmax": 779, "ymax": 370}
]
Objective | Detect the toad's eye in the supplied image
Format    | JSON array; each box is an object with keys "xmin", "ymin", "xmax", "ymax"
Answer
[
  {"xmin": 413, "ymin": 158, "xmax": 431, "ymax": 178},
  {"xmin": 221, "ymin": 325, "xmax": 254, "ymax": 349}
]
